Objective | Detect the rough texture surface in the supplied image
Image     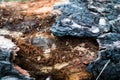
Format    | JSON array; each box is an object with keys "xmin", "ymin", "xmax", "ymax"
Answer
[
  {"xmin": 50, "ymin": 0, "xmax": 120, "ymax": 80},
  {"xmin": 51, "ymin": 0, "xmax": 120, "ymax": 37},
  {"xmin": 0, "ymin": 0, "xmax": 98, "ymax": 80},
  {"xmin": 1, "ymin": 0, "xmax": 120, "ymax": 80},
  {"xmin": 87, "ymin": 41, "xmax": 120, "ymax": 80},
  {"xmin": 0, "ymin": 36, "xmax": 33, "ymax": 80},
  {"xmin": 51, "ymin": 2, "xmax": 102, "ymax": 37}
]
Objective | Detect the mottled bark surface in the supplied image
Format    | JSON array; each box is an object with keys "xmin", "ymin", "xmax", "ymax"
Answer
[{"xmin": 0, "ymin": 0, "xmax": 99, "ymax": 80}]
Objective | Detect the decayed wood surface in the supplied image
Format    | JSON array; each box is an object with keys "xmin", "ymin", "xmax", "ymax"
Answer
[{"xmin": 0, "ymin": 0, "xmax": 99, "ymax": 80}]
